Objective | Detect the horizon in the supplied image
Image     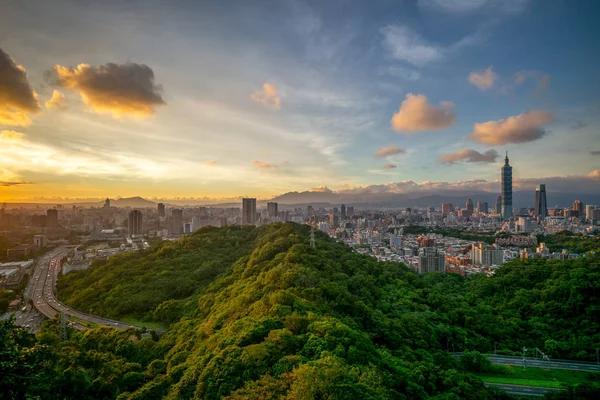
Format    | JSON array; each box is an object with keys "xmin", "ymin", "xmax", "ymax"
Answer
[{"xmin": 1, "ymin": 0, "xmax": 599, "ymax": 202}]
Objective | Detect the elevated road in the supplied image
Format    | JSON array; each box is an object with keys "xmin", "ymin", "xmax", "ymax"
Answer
[
  {"xmin": 450, "ymin": 352, "xmax": 600, "ymax": 372},
  {"xmin": 485, "ymin": 383, "xmax": 560, "ymax": 397},
  {"xmin": 26, "ymin": 246, "xmax": 144, "ymax": 331}
]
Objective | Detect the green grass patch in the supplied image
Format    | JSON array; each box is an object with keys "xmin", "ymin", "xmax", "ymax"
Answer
[
  {"xmin": 120, "ymin": 316, "xmax": 165, "ymax": 330},
  {"xmin": 478, "ymin": 365, "xmax": 596, "ymax": 388}
]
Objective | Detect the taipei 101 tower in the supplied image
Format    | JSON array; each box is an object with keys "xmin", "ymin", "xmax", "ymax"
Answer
[{"xmin": 501, "ymin": 152, "xmax": 513, "ymax": 220}]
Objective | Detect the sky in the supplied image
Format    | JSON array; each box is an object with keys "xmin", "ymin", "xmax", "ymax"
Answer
[{"xmin": 1, "ymin": 0, "xmax": 599, "ymax": 203}]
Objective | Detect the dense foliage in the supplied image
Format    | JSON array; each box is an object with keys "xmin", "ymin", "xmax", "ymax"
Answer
[
  {"xmin": 401, "ymin": 226, "xmax": 497, "ymax": 244},
  {"xmin": 6, "ymin": 223, "xmax": 599, "ymax": 399},
  {"xmin": 537, "ymin": 231, "xmax": 600, "ymax": 254}
]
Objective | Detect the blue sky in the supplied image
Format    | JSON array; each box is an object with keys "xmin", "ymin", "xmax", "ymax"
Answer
[{"xmin": 0, "ymin": 0, "xmax": 599, "ymax": 201}]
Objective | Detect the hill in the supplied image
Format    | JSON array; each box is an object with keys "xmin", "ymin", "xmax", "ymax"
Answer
[{"xmin": 4, "ymin": 223, "xmax": 600, "ymax": 399}]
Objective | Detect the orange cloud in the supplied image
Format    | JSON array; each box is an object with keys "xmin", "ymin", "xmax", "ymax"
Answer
[
  {"xmin": 469, "ymin": 110, "xmax": 554, "ymax": 145},
  {"xmin": 468, "ymin": 67, "xmax": 497, "ymax": 90},
  {"xmin": 375, "ymin": 144, "xmax": 405, "ymax": 157},
  {"xmin": 250, "ymin": 82, "xmax": 281, "ymax": 109},
  {"xmin": 205, "ymin": 160, "xmax": 216, "ymax": 166},
  {"xmin": 589, "ymin": 170, "xmax": 600, "ymax": 179},
  {"xmin": 252, "ymin": 160, "xmax": 277, "ymax": 169},
  {"xmin": 48, "ymin": 62, "xmax": 165, "ymax": 117},
  {"xmin": 0, "ymin": 48, "xmax": 41, "ymax": 126},
  {"xmin": 310, "ymin": 185, "xmax": 333, "ymax": 192},
  {"xmin": 0, "ymin": 130, "xmax": 25, "ymax": 142},
  {"xmin": 391, "ymin": 93, "xmax": 455, "ymax": 132},
  {"xmin": 383, "ymin": 163, "xmax": 397, "ymax": 169},
  {"xmin": 45, "ymin": 89, "xmax": 67, "ymax": 110},
  {"xmin": 440, "ymin": 149, "xmax": 499, "ymax": 164}
]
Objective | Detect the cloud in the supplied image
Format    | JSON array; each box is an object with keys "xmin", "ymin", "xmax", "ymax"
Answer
[
  {"xmin": 375, "ymin": 144, "xmax": 405, "ymax": 158},
  {"xmin": 0, "ymin": 130, "xmax": 25, "ymax": 141},
  {"xmin": 380, "ymin": 25, "xmax": 442, "ymax": 66},
  {"xmin": 0, "ymin": 48, "xmax": 41, "ymax": 126},
  {"xmin": 391, "ymin": 93, "xmax": 455, "ymax": 132},
  {"xmin": 571, "ymin": 121, "xmax": 588, "ymax": 130},
  {"xmin": 250, "ymin": 82, "xmax": 281, "ymax": 109},
  {"xmin": 418, "ymin": 0, "xmax": 530, "ymax": 13},
  {"xmin": 47, "ymin": 62, "xmax": 165, "ymax": 117},
  {"xmin": 590, "ymin": 150, "xmax": 600, "ymax": 156},
  {"xmin": 502, "ymin": 70, "xmax": 551, "ymax": 95},
  {"xmin": 45, "ymin": 89, "xmax": 67, "ymax": 110},
  {"xmin": 469, "ymin": 110, "xmax": 554, "ymax": 145},
  {"xmin": 310, "ymin": 185, "xmax": 333, "ymax": 193},
  {"xmin": 205, "ymin": 160, "xmax": 216, "ymax": 166},
  {"xmin": 385, "ymin": 66, "xmax": 421, "ymax": 81},
  {"xmin": 440, "ymin": 149, "xmax": 499, "ymax": 164},
  {"xmin": 589, "ymin": 170, "xmax": 600, "ymax": 179},
  {"xmin": 383, "ymin": 164, "xmax": 397, "ymax": 169},
  {"xmin": 468, "ymin": 67, "xmax": 497, "ymax": 91},
  {"xmin": 252, "ymin": 160, "xmax": 277, "ymax": 169},
  {"xmin": 0, "ymin": 180, "xmax": 32, "ymax": 186}
]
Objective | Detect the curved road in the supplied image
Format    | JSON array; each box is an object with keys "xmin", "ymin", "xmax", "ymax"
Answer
[
  {"xmin": 485, "ymin": 383, "xmax": 560, "ymax": 397},
  {"xmin": 27, "ymin": 246, "xmax": 144, "ymax": 331}
]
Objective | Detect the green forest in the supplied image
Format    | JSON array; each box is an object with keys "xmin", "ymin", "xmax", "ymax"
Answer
[{"xmin": 3, "ymin": 223, "xmax": 600, "ymax": 399}]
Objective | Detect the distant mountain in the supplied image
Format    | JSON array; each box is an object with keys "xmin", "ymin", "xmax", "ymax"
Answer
[
  {"xmin": 268, "ymin": 190, "xmax": 600, "ymax": 209},
  {"xmin": 110, "ymin": 196, "xmax": 156, "ymax": 208}
]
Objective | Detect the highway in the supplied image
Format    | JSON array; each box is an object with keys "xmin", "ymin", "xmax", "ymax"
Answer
[
  {"xmin": 485, "ymin": 383, "xmax": 560, "ymax": 397},
  {"xmin": 25, "ymin": 246, "xmax": 144, "ymax": 331},
  {"xmin": 451, "ymin": 352, "xmax": 600, "ymax": 372}
]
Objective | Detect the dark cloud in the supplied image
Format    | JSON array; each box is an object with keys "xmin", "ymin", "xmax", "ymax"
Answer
[
  {"xmin": 47, "ymin": 62, "xmax": 166, "ymax": 117},
  {"xmin": 441, "ymin": 149, "xmax": 499, "ymax": 164},
  {"xmin": 0, "ymin": 48, "xmax": 41, "ymax": 126},
  {"xmin": 590, "ymin": 150, "xmax": 600, "ymax": 155},
  {"xmin": 572, "ymin": 121, "xmax": 588, "ymax": 130},
  {"xmin": 0, "ymin": 180, "xmax": 32, "ymax": 186}
]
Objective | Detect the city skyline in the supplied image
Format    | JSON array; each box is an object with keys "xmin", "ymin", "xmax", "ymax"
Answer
[{"xmin": 1, "ymin": 1, "xmax": 599, "ymax": 202}]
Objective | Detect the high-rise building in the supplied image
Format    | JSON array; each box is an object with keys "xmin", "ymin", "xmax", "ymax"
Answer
[
  {"xmin": 329, "ymin": 213, "xmax": 339, "ymax": 228},
  {"xmin": 517, "ymin": 217, "xmax": 533, "ymax": 233},
  {"xmin": 476, "ymin": 201, "xmax": 488, "ymax": 214},
  {"xmin": 441, "ymin": 203, "xmax": 452, "ymax": 215},
  {"xmin": 128, "ymin": 210, "xmax": 143, "ymax": 236},
  {"xmin": 585, "ymin": 205, "xmax": 596, "ymax": 221},
  {"xmin": 417, "ymin": 248, "xmax": 445, "ymax": 274},
  {"xmin": 158, "ymin": 203, "xmax": 165, "ymax": 218},
  {"xmin": 104, "ymin": 198, "xmax": 110, "ymax": 208},
  {"xmin": 306, "ymin": 205, "xmax": 314, "ymax": 217},
  {"xmin": 495, "ymin": 195, "xmax": 502, "ymax": 215},
  {"xmin": 340, "ymin": 204, "xmax": 346, "ymax": 219},
  {"xmin": 466, "ymin": 199, "xmax": 474, "ymax": 213},
  {"xmin": 501, "ymin": 152, "xmax": 513, "ymax": 220},
  {"xmin": 573, "ymin": 200, "xmax": 584, "ymax": 217},
  {"xmin": 267, "ymin": 202, "xmax": 278, "ymax": 218},
  {"xmin": 242, "ymin": 198, "xmax": 257, "ymax": 225},
  {"xmin": 47, "ymin": 209, "xmax": 59, "ymax": 228},
  {"xmin": 171, "ymin": 209, "xmax": 183, "ymax": 234},
  {"xmin": 471, "ymin": 243, "xmax": 503, "ymax": 266},
  {"xmin": 534, "ymin": 184, "xmax": 548, "ymax": 219},
  {"xmin": 346, "ymin": 206, "xmax": 354, "ymax": 217}
]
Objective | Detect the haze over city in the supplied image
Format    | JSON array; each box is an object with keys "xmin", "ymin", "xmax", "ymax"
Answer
[{"xmin": 1, "ymin": 0, "xmax": 599, "ymax": 204}]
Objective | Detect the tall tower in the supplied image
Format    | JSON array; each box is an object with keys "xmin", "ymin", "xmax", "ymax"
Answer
[
  {"xmin": 128, "ymin": 210, "xmax": 143, "ymax": 236},
  {"xmin": 242, "ymin": 198, "xmax": 257, "ymax": 225},
  {"xmin": 501, "ymin": 152, "xmax": 513, "ymax": 220},
  {"xmin": 466, "ymin": 199, "xmax": 474, "ymax": 213},
  {"xmin": 534, "ymin": 184, "xmax": 547, "ymax": 219}
]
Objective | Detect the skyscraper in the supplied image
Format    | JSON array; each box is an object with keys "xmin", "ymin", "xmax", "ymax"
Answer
[
  {"xmin": 340, "ymin": 204, "xmax": 346, "ymax": 219},
  {"xmin": 104, "ymin": 198, "xmax": 111, "ymax": 208},
  {"xmin": 441, "ymin": 203, "xmax": 452, "ymax": 215},
  {"xmin": 534, "ymin": 184, "xmax": 548, "ymax": 219},
  {"xmin": 158, "ymin": 203, "xmax": 165, "ymax": 218},
  {"xmin": 573, "ymin": 200, "xmax": 584, "ymax": 217},
  {"xmin": 585, "ymin": 205, "xmax": 596, "ymax": 221},
  {"xmin": 267, "ymin": 202, "xmax": 278, "ymax": 218},
  {"xmin": 242, "ymin": 198, "xmax": 257, "ymax": 225},
  {"xmin": 501, "ymin": 152, "xmax": 513, "ymax": 220},
  {"xmin": 495, "ymin": 195, "xmax": 502, "ymax": 215},
  {"xmin": 171, "ymin": 209, "xmax": 183, "ymax": 234},
  {"xmin": 476, "ymin": 201, "xmax": 488, "ymax": 214},
  {"xmin": 47, "ymin": 209, "xmax": 58, "ymax": 228},
  {"xmin": 466, "ymin": 199, "xmax": 474, "ymax": 213},
  {"xmin": 128, "ymin": 210, "xmax": 143, "ymax": 236}
]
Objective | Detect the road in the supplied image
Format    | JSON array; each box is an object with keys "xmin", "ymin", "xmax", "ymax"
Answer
[
  {"xmin": 24, "ymin": 246, "xmax": 145, "ymax": 331},
  {"xmin": 485, "ymin": 383, "xmax": 560, "ymax": 397},
  {"xmin": 451, "ymin": 353, "xmax": 600, "ymax": 372}
]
